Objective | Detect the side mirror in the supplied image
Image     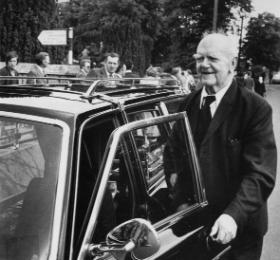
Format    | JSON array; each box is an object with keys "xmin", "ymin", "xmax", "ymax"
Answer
[{"xmin": 88, "ymin": 218, "xmax": 160, "ymax": 260}]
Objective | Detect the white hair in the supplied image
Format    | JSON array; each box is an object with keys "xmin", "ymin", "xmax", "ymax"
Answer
[{"xmin": 199, "ymin": 32, "xmax": 238, "ymax": 59}]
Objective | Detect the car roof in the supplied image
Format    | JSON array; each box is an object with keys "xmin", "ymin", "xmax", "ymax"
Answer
[
  {"xmin": 0, "ymin": 92, "xmax": 108, "ymax": 114},
  {"xmin": 0, "ymin": 77, "xmax": 182, "ymax": 118}
]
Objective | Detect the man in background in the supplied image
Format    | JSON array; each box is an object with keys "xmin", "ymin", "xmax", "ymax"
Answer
[
  {"xmin": 244, "ymin": 71, "xmax": 255, "ymax": 91},
  {"xmin": 0, "ymin": 51, "xmax": 19, "ymax": 85},
  {"xmin": 87, "ymin": 52, "xmax": 121, "ymax": 79},
  {"xmin": 87, "ymin": 52, "xmax": 121, "ymax": 88},
  {"xmin": 171, "ymin": 66, "xmax": 191, "ymax": 94},
  {"xmin": 27, "ymin": 52, "xmax": 50, "ymax": 85},
  {"xmin": 76, "ymin": 59, "xmax": 91, "ymax": 78}
]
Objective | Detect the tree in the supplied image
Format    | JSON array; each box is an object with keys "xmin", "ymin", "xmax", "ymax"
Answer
[
  {"xmin": 0, "ymin": 0, "xmax": 66, "ymax": 63},
  {"xmin": 62, "ymin": 0, "xmax": 164, "ymax": 74},
  {"xmin": 244, "ymin": 12, "xmax": 280, "ymax": 71},
  {"xmin": 161, "ymin": 0, "xmax": 252, "ymax": 70}
]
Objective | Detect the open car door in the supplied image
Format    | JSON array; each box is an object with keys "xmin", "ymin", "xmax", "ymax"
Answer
[{"xmin": 78, "ymin": 112, "xmax": 231, "ymax": 260}]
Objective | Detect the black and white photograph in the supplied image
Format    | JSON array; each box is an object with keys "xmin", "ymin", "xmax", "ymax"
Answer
[{"xmin": 0, "ymin": 0, "xmax": 279, "ymax": 259}]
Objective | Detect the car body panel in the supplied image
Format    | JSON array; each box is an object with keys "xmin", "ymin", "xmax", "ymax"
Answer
[{"xmin": 0, "ymin": 77, "xmax": 229, "ymax": 260}]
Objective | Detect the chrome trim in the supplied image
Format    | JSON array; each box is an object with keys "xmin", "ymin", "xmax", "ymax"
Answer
[
  {"xmin": 0, "ymin": 111, "xmax": 70, "ymax": 260},
  {"xmin": 145, "ymin": 226, "xmax": 205, "ymax": 260},
  {"xmin": 70, "ymin": 109, "xmax": 118, "ymax": 260},
  {"xmin": 149, "ymin": 174, "xmax": 166, "ymax": 196},
  {"xmin": 183, "ymin": 115, "xmax": 207, "ymax": 203},
  {"xmin": 159, "ymin": 101, "xmax": 169, "ymax": 116},
  {"xmin": 78, "ymin": 112, "xmax": 187, "ymax": 259},
  {"xmin": 212, "ymin": 246, "xmax": 232, "ymax": 260},
  {"xmin": 154, "ymin": 203, "xmax": 202, "ymax": 230}
]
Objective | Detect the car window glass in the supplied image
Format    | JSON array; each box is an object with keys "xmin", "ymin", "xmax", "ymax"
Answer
[
  {"xmin": 0, "ymin": 118, "xmax": 62, "ymax": 260},
  {"xmin": 92, "ymin": 138, "xmax": 135, "ymax": 244},
  {"xmin": 73, "ymin": 118, "xmax": 136, "ymax": 250},
  {"xmin": 91, "ymin": 116, "xmax": 200, "ymax": 247},
  {"xmin": 131, "ymin": 119, "xmax": 199, "ymax": 224},
  {"xmin": 127, "ymin": 109, "xmax": 160, "ymax": 122}
]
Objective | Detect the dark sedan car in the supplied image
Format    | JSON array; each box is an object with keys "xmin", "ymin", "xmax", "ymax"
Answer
[{"xmin": 0, "ymin": 77, "xmax": 229, "ymax": 260}]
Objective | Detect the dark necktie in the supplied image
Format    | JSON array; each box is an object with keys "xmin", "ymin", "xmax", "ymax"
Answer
[
  {"xmin": 201, "ymin": 95, "xmax": 216, "ymax": 128},
  {"xmin": 196, "ymin": 95, "xmax": 216, "ymax": 147}
]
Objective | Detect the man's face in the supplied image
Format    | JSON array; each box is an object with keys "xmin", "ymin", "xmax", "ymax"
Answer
[
  {"xmin": 42, "ymin": 56, "xmax": 50, "ymax": 68},
  {"xmin": 7, "ymin": 57, "xmax": 18, "ymax": 70},
  {"xmin": 84, "ymin": 62, "xmax": 91, "ymax": 73},
  {"xmin": 104, "ymin": 56, "xmax": 119, "ymax": 74},
  {"xmin": 194, "ymin": 36, "xmax": 236, "ymax": 91}
]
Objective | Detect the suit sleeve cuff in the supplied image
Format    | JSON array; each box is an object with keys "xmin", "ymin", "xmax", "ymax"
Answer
[{"xmin": 223, "ymin": 203, "xmax": 247, "ymax": 232}]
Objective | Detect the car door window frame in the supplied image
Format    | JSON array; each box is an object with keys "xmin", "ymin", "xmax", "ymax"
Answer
[
  {"xmin": 78, "ymin": 112, "xmax": 206, "ymax": 259},
  {"xmin": 71, "ymin": 110, "xmax": 140, "ymax": 259},
  {"xmin": 125, "ymin": 106, "xmax": 207, "ymax": 220},
  {"xmin": 0, "ymin": 111, "xmax": 70, "ymax": 260}
]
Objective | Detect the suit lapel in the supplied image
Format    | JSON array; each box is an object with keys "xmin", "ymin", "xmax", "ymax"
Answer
[
  {"xmin": 183, "ymin": 90, "xmax": 202, "ymax": 135},
  {"xmin": 35, "ymin": 65, "xmax": 44, "ymax": 77},
  {"xmin": 202, "ymin": 80, "xmax": 238, "ymax": 144},
  {"xmin": 100, "ymin": 67, "xmax": 107, "ymax": 78}
]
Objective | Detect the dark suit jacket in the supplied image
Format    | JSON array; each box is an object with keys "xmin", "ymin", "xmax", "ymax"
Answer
[
  {"xmin": 177, "ymin": 80, "xmax": 276, "ymax": 238},
  {"xmin": 87, "ymin": 67, "xmax": 121, "ymax": 79},
  {"xmin": 86, "ymin": 67, "xmax": 122, "ymax": 90},
  {"xmin": 26, "ymin": 64, "xmax": 48, "ymax": 85},
  {"xmin": 0, "ymin": 66, "xmax": 19, "ymax": 85},
  {"xmin": 87, "ymin": 67, "xmax": 107, "ymax": 78}
]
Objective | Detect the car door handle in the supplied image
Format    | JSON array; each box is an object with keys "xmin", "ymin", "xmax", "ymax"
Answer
[
  {"xmin": 206, "ymin": 236, "xmax": 231, "ymax": 260},
  {"xmin": 211, "ymin": 245, "xmax": 231, "ymax": 260}
]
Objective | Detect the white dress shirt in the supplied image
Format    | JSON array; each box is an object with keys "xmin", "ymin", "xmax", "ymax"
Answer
[{"xmin": 200, "ymin": 83, "xmax": 231, "ymax": 117}]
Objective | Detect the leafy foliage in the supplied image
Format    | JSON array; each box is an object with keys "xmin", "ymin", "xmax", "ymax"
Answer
[
  {"xmin": 62, "ymin": 0, "xmax": 163, "ymax": 74},
  {"xmin": 161, "ymin": 0, "xmax": 252, "ymax": 70},
  {"xmin": 0, "ymin": 0, "xmax": 256, "ymax": 71},
  {"xmin": 0, "ymin": 0, "xmax": 66, "ymax": 63},
  {"xmin": 244, "ymin": 12, "xmax": 280, "ymax": 71}
]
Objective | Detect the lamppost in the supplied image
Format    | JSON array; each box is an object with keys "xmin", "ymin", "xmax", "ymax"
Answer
[
  {"xmin": 212, "ymin": 0, "xmax": 219, "ymax": 32},
  {"xmin": 237, "ymin": 12, "xmax": 245, "ymax": 73}
]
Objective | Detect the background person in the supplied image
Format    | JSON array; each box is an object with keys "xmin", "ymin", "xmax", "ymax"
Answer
[
  {"xmin": 171, "ymin": 66, "xmax": 190, "ymax": 94},
  {"xmin": 0, "ymin": 50, "xmax": 19, "ymax": 85},
  {"xmin": 76, "ymin": 59, "xmax": 91, "ymax": 78},
  {"xmin": 87, "ymin": 52, "xmax": 121, "ymax": 79},
  {"xmin": 184, "ymin": 69, "xmax": 196, "ymax": 92},
  {"xmin": 243, "ymin": 71, "xmax": 255, "ymax": 91},
  {"xmin": 122, "ymin": 61, "xmax": 140, "ymax": 78},
  {"xmin": 254, "ymin": 74, "xmax": 266, "ymax": 97},
  {"xmin": 27, "ymin": 52, "xmax": 50, "ymax": 85},
  {"xmin": 87, "ymin": 52, "xmax": 121, "ymax": 88},
  {"xmin": 172, "ymin": 33, "xmax": 276, "ymax": 259}
]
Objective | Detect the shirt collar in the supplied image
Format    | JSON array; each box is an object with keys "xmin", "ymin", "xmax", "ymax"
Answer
[
  {"xmin": 200, "ymin": 82, "xmax": 231, "ymax": 108},
  {"xmin": 35, "ymin": 64, "xmax": 45, "ymax": 74},
  {"xmin": 104, "ymin": 67, "xmax": 114, "ymax": 77}
]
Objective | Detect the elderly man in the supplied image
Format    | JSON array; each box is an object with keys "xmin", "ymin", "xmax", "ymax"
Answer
[{"xmin": 170, "ymin": 33, "xmax": 277, "ymax": 259}]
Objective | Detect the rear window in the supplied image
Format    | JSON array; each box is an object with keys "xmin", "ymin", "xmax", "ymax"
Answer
[{"xmin": 0, "ymin": 118, "xmax": 63, "ymax": 260}]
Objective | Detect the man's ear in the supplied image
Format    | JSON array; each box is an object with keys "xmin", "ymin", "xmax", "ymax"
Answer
[
  {"xmin": 232, "ymin": 57, "xmax": 238, "ymax": 71},
  {"xmin": 229, "ymin": 57, "xmax": 237, "ymax": 73}
]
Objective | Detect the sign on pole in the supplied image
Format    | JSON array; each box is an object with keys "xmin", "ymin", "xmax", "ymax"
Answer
[
  {"xmin": 67, "ymin": 28, "xmax": 74, "ymax": 65},
  {"xmin": 38, "ymin": 30, "xmax": 67, "ymax": 46},
  {"xmin": 56, "ymin": 0, "xmax": 70, "ymax": 3}
]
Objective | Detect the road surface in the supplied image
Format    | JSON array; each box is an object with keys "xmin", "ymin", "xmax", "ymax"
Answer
[{"xmin": 262, "ymin": 84, "xmax": 280, "ymax": 260}]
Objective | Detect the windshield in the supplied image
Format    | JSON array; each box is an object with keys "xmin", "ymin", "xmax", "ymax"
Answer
[{"xmin": 0, "ymin": 117, "xmax": 63, "ymax": 260}]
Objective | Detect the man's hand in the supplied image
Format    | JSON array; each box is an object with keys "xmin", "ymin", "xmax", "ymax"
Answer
[{"xmin": 210, "ymin": 214, "xmax": 237, "ymax": 244}]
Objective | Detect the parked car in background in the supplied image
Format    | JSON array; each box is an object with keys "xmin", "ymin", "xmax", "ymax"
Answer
[
  {"xmin": 271, "ymin": 71, "xmax": 280, "ymax": 84},
  {"xmin": 0, "ymin": 77, "xmax": 229, "ymax": 260}
]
